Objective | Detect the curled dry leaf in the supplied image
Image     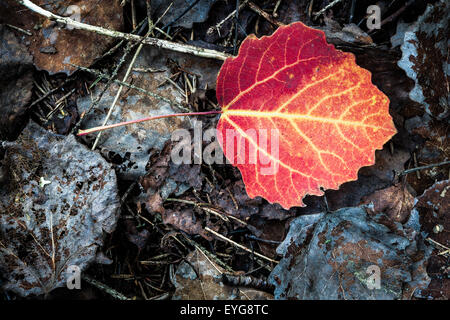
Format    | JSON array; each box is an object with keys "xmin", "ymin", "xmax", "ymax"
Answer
[
  {"xmin": 216, "ymin": 22, "xmax": 397, "ymax": 209},
  {"xmin": 0, "ymin": 121, "xmax": 120, "ymax": 296}
]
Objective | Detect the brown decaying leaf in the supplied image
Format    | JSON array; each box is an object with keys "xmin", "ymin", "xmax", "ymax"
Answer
[
  {"xmin": 0, "ymin": 0, "xmax": 123, "ymax": 75},
  {"xmin": 415, "ymin": 180, "xmax": 449, "ymax": 248},
  {"xmin": 361, "ymin": 184, "xmax": 415, "ymax": 223},
  {"xmin": 162, "ymin": 208, "xmax": 212, "ymax": 241},
  {"xmin": 173, "ymin": 248, "xmax": 273, "ymax": 300}
]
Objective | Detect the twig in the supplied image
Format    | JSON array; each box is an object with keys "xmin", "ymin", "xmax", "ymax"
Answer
[
  {"xmin": 349, "ymin": 0, "xmax": 356, "ymax": 23},
  {"xmin": 162, "ymin": 0, "xmax": 200, "ymax": 29},
  {"xmin": 82, "ymin": 275, "xmax": 130, "ymax": 300},
  {"xmin": 222, "ymin": 273, "xmax": 274, "ymax": 290},
  {"xmin": 166, "ymin": 198, "xmax": 247, "ymax": 225},
  {"xmin": 273, "ymin": 0, "xmax": 282, "ymax": 18},
  {"xmin": 181, "ymin": 234, "xmax": 235, "ymax": 273},
  {"xmin": 17, "ymin": 0, "xmax": 230, "ymax": 60},
  {"xmin": 204, "ymin": 227, "xmax": 278, "ymax": 264},
  {"xmin": 233, "ymin": 0, "xmax": 240, "ymax": 55},
  {"xmin": 91, "ymin": 3, "xmax": 175, "ymax": 150},
  {"xmin": 70, "ymin": 64, "xmax": 187, "ymax": 111},
  {"xmin": 29, "ymin": 77, "xmax": 74, "ymax": 109},
  {"xmin": 245, "ymin": 234, "xmax": 281, "ymax": 245},
  {"xmin": 46, "ymin": 88, "xmax": 76, "ymax": 119},
  {"xmin": 166, "ymin": 198, "xmax": 229, "ymax": 222},
  {"xmin": 399, "ymin": 161, "xmax": 450, "ymax": 176},
  {"xmin": 426, "ymin": 238, "xmax": 450, "ymax": 256},
  {"xmin": 248, "ymin": 2, "xmax": 283, "ymax": 27},
  {"xmin": 208, "ymin": 0, "xmax": 250, "ymax": 35},
  {"xmin": 146, "ymin": 0, "xmax": 153, "ymax": 33},
  {"xmin": 379, "ymin": 0, "xmax": 416, "ymax": 29},
  {"xmin": 5, "ymin": 23, "xmax": 32, "ymax": 35},
  {"xmin": 72, "ymin": 41, "xmax": 136, "ymax": 134},
  {"xmin": 313, "ymin": 0, "xmax": 343, "ymax": 18},
  {"xmin": 91, "ymin": 38, "xmax": 147, "ymax": 149}
]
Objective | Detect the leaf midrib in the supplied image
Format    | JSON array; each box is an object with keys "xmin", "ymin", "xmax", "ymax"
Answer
[{"xmin": 222, "ymin": 110, "xmax": 387, "ymax": 130}]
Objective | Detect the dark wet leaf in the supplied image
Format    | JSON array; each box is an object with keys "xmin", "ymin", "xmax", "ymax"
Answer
[
  {"xmin": 151, "ymin": 0, "xmax": 219, "ymax": 29},
  {"xmin": 0, "ymin": 25, "xmax": 34, "ymax": 140}
]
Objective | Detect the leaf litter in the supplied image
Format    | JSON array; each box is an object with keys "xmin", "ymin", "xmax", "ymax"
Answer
[{"xmin": 0, "ymin": 0, "xmax": 448, "ymax": 300}]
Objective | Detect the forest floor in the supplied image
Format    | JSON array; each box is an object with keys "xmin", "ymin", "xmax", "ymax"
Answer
[{"xmin": 0, "ymin": 0, "xmax": 448, "ymax": 300}]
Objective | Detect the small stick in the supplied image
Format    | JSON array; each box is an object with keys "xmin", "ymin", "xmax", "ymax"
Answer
[
  {"xmin": 5, "ymin": 23, "xmax": 32, "ymax": 35},
  {"xmin": 165, "ymin": 76, "xmax": 187, "ymax": 98},
  {"xmin": 70, "ymin": 64, "xmax": 187, "ymax": 111},
  {"xmin": 29, "ymin": 77, "xmax": 73, "ymax": 109},
  {"xmin": 181, "ymin": 234, "xmax": 235, "ymax": 273},
  {"xmin": 413, "ymin": 153, "xmax": 421, "ymax": 179},
  {"xmin": 273, "ymin": 0, "xmax": 282, "ymax": 18},
  {"xmin": 91, "ymin": 4, "xmax": 173, "ymax": 150},
  {"xmin": 82, "ymin": 275, "xmax": 130, "ymax": 300},
  {"xmin": 146, "ymin": 0, "xmax": 153, "ymax": 32},
  {"xmin": 378, "ymin": 0, "xmax": 416, "ymax": 30},
  {"xmin": 131, "ymin": 0, "xmax": 137, "ymax": 30},
  {"xmin": 426, "ymin": 238, "xmax": 450, "ymax": 256},
  {"xmin": 72, "ymin": 41, "xmax": 136, "ymax": 133},
  {"xmin": 245, "ymin": 234, "xmax": 281, "ymax": 245},
  {"xmin": 313, "ymin": 0, "xmax": 343, "ymax": 18},
  {"xmin": 166, "ymin": 198, "xmax": 230, "ymax": 222},
  {"xmin": 204, "ymin": 226, "xmax": 278, "ymax": 264},
  {"xmin": 349, "ymin": 0, "xmax": 356, "ymax": 23},
  {"xmin": 248, "ymin": 2, "xmax": 283, "ymax": 27},
  {"xmin": 17, "ymin": 0, "xmax": 231, "ymax": 60},
  {"xmin": 166, "ymin": 198, "xmax": 247, "ymax": 225},
  {"xmin": 208, "ymin": 0, "xmax": 250, "ymax": 35},
  {"xmin": 46, "ymin": 88, "xmax": 76, "ymax": 119},
  {"xmin": 399, "ymin": 160, "xmax": 450, "ymax": 176},
  {"xmin": 233, "ymin": 0, "xmax": 239, "ymax": 55}
]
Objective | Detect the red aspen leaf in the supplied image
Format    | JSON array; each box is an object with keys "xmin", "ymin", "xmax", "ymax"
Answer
[{"xmin": 216, "ymin": 22, "xmax": 397, "ymax": 209}]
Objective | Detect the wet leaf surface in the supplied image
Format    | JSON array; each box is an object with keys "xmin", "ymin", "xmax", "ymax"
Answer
[
  {"xmin": 0, "ymin": 0, "xmax": 123, "ymax": 75},
  {"xmin": 361, "ymin": 184, "xmax": 415, "ymax": 223},
  {"xmin": 269, "ymin": 207, "xmax": 431, "ymax": 300},
  {"xmin": 0, "ymin": 25, "xmax": 34, "ymax": 141},
  {"xmin": 151, "ymin": 0, "xmax": 219, "ymax": 29},
  {"xmin": 0, "ymin": 121, "xmax": 120, "ymax": 296},
  {"xmin": 397, "ymin": 0, "xmax": 449, "ymax": 119}
]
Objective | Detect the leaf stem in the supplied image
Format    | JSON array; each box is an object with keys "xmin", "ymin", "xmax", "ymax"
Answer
[{"xmin": 77, "ymin": 110, "xmax": 222, "ymax": 136}]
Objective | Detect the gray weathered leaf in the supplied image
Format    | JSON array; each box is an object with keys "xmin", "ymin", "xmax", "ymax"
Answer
[
  {"xmin": 0, "ymin": 121, "xmax": 120, "ymax": 296},
  {"xmin": 397, "ymin": 0, "xmax": 449, "ymax": 119},
  {"xmin": 269, "ymin": 207, "xmax": 431, "ymax": 300}
]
